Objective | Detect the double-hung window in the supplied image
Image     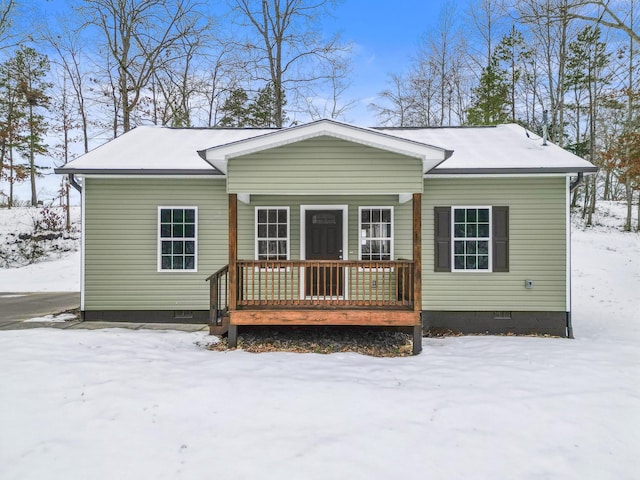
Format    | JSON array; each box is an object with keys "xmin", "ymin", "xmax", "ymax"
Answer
[
  {"xmin": 434, "ymin": 205, "xmax": 508, "ymax": 273},
  {"xmin": 158, "ymin": 207, "xmax": 197, "ymax": 271},
  {"xmin": 255, "ymin": 207, "xmax": 289, "ymax": 260},
  {"xmin": 452, "ymin": 206, "xmax": 491, "ymax": 271},
  {"xmin": 359, "ymin": 207, "xmax": 393, "ymax": 261}
]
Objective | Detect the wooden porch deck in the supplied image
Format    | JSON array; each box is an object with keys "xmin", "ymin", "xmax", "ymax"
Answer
[
  {"xmin": 207, "ymin": 193, "xmax": 423, "ymax": 354},
  {"xmin": 206, "ymin": 259, "xmax": 422, "ymax": 353}
]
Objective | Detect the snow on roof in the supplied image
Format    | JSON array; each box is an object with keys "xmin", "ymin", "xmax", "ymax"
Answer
[
  {"xmin": 57, "ymin": 122, "xmax": 596, "ymax": 175},
  {"xmin": 57, "ymin": 126, "xmax": 275, "ymax": 174},
  {"xmin": 379, "ymin": 124, "xmax": 597, "ymax": 173}
]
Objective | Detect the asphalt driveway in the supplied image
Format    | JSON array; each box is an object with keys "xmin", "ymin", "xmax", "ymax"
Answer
[{"xmin": 0, "ymin": 292, "xmax": 80, "ymax": 324}]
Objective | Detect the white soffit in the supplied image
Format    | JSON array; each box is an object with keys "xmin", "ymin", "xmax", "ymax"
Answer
[{"xmin": 200, "ymin": 119, "xmax": 450, "ymax": 174}]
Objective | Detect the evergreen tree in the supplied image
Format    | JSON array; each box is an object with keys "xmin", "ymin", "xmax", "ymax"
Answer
[
  {"xmin": 218, "ymin": 84, "xmax": 285, "ymax": 128},
  {"xmin": 466, "ymin": 56, "xmax": 510, "ymax": 125},
  {"xmin": 13, "ymin": 46, "xmax": 51, "ymax": 206},
  {"xmin": 218, "ymin": 88, "xmax": 251, "ymax": 127},
  {"xmin": 565, "ymin": 26, "xmax": 611, "ymax": 225},
  {"xmin": 493, "ymin": 27, "xmax": 533, "ymax": 124},
  {"xmin": 0, "ymin": 51, "xmax": 28, "ymax": 207},
  {"xmin": 249, "ymin": 83, "xmax": 285, "ymax": 127}
]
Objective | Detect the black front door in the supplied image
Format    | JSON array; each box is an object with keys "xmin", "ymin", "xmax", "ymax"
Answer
[{"xmin": 305, "ymin": 210, "xmax": 343, "ymax": 297}]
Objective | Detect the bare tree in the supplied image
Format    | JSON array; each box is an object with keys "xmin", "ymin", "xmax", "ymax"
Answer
[
  {"xmin": 518, "ymin": 0, "xmax": 577, "ymax": 146},
  {"xmin": 42, "ymin": 18, "xmax": 91, "ymax": 153},
  {"xmin": 370, "ymin": 73, "xmax": 414, "ymax": 127},
  {"xmin": 150, "ymin": 32, "xmax": 207, "ymax": 127},
  {"xmin": 229, "ymin": 0, "xmax": 350, "ymax": 127},
  {"xmin": 0, "ymin": 0, "xmax": 16, "ymax": 49},
  {"xmin": 565, "ymin": 0, "xmax": 639, "ymax": 42},
  {"xmin": 420, "ymin": 1, "xmax": 466, "ymax": 126},
  {"xmin": 304, "ymin": 56, "xmax": 356, "ymax": 121},
  {"xmin": 78, "ymin": 0, "xmax": 208, "ymax": 133},
  {"xmin": 466, "ymin": 0, "xmax": 508, "ymax": 70}
]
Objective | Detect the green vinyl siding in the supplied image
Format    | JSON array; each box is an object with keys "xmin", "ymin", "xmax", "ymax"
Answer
[
  {"xmin": 227, "ymin": 136, "xmax": 424, "ymax": 195},
  {"xmin": 423, "ymin": 177, "xmax": 567, "ymax": 311},
  {"xmin": 237, "ymin": 195, "xmax": 412, "ymax": 260},
  {"xmin": 84, "ymin": 178, "xmax": 227, "ymax": 311}
]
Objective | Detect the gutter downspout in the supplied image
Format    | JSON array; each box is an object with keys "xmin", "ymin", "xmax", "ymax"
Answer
[{"xmin": 69, "ymin": 174, "xmax": 82, "ymax": 193}]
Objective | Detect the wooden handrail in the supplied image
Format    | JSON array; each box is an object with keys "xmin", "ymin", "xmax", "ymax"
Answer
[
  {"xmin": 235, "ymin": 259, "xmax": 414, "ymax": 309},
  {"xmin": 205, "ymin": 264, "xmax": 230, "ymax": 282},
  {"xmin": 205, "ymin": 264, "xmax": 229, "ymax": 326}
]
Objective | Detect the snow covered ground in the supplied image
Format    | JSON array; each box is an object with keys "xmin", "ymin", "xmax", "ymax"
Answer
[
  {"xmin": 0, "ymin": 203, "xmax": 638, "ymax": 479},
  {"xmin": 0, "ymin": 206, "xmax": 80, "ymax": 291}
]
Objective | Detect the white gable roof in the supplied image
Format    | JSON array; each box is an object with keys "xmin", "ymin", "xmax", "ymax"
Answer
[
  {"xmin": 57, "ymin": 126, "xmax": 274, "ymax": 174},
  {"xmin": 380, "ymin": 124, "xmax": 597, "ymax": 174},
  {"xmin": 57, "ymin": 121, "xmax": 596, "ymax": 176},
  {"xmin": 199, "ymin": 119, "xmax": 450, "ymax": 174}
]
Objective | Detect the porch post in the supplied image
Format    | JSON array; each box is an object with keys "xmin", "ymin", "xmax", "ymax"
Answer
[
  {"xmin": 413, "ymin": 193, "xmax": 423, "ymax": 354},
  {"xmin": 228, "ymin": 193, "xmax": 238, "ymax": 347}
]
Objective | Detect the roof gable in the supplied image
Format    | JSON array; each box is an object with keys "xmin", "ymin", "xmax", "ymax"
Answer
[{"xmin": 199, "ymin": 119, "xmax": 451, "ymax": 174}]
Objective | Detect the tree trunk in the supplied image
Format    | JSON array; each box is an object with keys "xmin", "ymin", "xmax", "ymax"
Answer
[
  {"xmin": 571, "ymin": 185, "xmax": 580, "ymax": 207},
  {"xmin": 8, "ymin": 146, "xmax": 13, "ymax": 209},
  {"xmin": 582, "ymin": 178, "xmax": 590, "ymax": 218},
  {"xmin": 636, "ymin": 190, "xmax": 639, "ymax": 232},
  {"xmin": 29, "ymin": 102, "xmax": 37, "ymax": 206},
  {"xmin": 624, "ymin": 184, "xmax": 632, "ymax": 231},
  {"xmin": 603, "ymin": 170, "xmax": 611, "ymax": 200},
  {"xmin": 586, "ymin": 176, "xmax": 596, "ymax": 226}
]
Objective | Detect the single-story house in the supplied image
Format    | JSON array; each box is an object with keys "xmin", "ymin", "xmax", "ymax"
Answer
[{"xmin": 56, "ymin": 119, "xmax": 597, "ymax": 354}]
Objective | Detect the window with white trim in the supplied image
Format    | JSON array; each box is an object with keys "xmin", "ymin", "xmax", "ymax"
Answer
[
  {"xmin": 452, "ymin": 206, "xmax": 491, "ymax": 271},
  {"xmin": 359, "ymin": 207, "xmax": 393, "ymax": 261},
  {"xmin": 159, "ymin": 207, "xmax": 197, "ymax": 271},
  {"xmin": 256, "ymin": 207, "xmax": 289, "ymax": 260}
]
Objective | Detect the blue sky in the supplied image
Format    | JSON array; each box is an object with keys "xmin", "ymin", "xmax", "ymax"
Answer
[
  {"xmin": 324, "ymin": 0, "xmax": 443, "ymax": 122},
  {"xmin": 32, "ymin": 0, "xmax": 445, "ymax": 123}
]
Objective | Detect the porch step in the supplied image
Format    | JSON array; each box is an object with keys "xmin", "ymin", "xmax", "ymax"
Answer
[{"xmin": 209, "ymin": 314, "xmax": 229, "ymax": 336}]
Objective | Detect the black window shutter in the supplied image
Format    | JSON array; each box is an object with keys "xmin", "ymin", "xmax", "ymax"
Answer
[
  {"xmin": 434, "ymin": 206, "xmax": 451, "ymax": 272},
  {"xmin": 492, "ymin": 206, "xmax": 509, "ymax": 272}
]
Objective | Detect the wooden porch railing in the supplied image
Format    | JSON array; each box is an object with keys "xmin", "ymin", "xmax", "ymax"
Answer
[
  {"xmin": 205, "ymin": 264, "xmax": 229, "ymax": 329},
  {"xmin": 235, "ymin": 260, "xmax": 414, "ymax": 309}
]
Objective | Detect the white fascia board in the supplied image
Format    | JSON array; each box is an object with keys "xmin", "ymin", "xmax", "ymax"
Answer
[
  {"xmin": 76, "ymin": 174, "xmax": 226, "ymax": 180},
  {"xmin": 203, "ymin": 120, "xmax": 448, "ymax": 174}
]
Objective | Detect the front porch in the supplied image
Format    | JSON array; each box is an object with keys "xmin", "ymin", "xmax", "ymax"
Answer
[{"xmin": 206, "ymin": 193, "xmax": 424, "ymax": 354}]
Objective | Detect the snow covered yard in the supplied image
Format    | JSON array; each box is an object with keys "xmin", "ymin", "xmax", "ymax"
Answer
[
  {"xmin": 0, "ymin": 206, "xmax": 80, "ymax": 291},
  {"xmin": 0, "ymin": 204, "xmax": 638, "ymax": 480}
]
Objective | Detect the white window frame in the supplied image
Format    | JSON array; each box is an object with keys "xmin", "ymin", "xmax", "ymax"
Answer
[
  {"xmin": 157, "ymin": 206, "xmax": 198, "ymax": 273},
  {"xmin": 254, "ymin": 206, "xmax": 290, "ymax": 261},
  {"xmin": 358, "ymin": 206, "xmax": 394, "ymax": 263},
  {"xmin": 451, "ymin": 205, "xmax": 492, "ymax": 273}
]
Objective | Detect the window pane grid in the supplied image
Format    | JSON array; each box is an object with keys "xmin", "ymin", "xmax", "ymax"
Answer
[
  {"xmin": 159, "ymin": 208, "xmax": 196, "ymax": 271},
  {"xmin": 453, "ymin": 207, "xmax": 490, "ymax": 271},
  {"xmin": 257, "ymin": 208, "xmax": 288, "ymax": 260},
  {"xmin": 360, "ymin": 207, "xmax": 392, "ymax": 261}
]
